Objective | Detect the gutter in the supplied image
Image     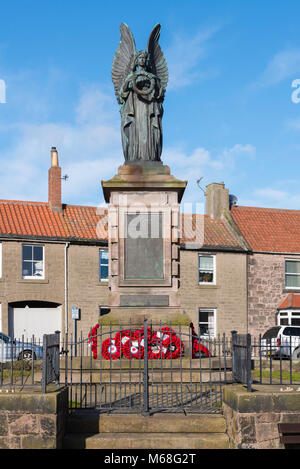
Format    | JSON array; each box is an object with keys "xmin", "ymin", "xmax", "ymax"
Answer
[
  {"xmin": 65, "ymin": 242, "xmax": 70, "ymax": 335},
  {"xmin": 252, "ymin": 251, "xmax": 300, "ymax": 256},
  {"xmin": 0, "ymin": 234, "xmax": 108, "ymax": 246},
  {"xmin": 180, "ymin": 243, "xmax": 248, "ymax": 253}
]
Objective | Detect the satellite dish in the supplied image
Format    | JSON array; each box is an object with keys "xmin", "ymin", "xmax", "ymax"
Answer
[{"xmin": 229, "ymin": 194, "xmax": 238, "ymax": 207}]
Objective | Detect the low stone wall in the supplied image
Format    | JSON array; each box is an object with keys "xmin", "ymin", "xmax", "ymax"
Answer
[
  {"xmin": 223, "ymin": 384, "xmax": 300, "ymax": 449},
  {"xmin": 0, "ymin": 386, "xmax": 68, "ymax": 449}
]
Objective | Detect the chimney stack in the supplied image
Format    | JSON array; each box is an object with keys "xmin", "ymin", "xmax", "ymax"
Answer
[
  {"xmin": 205, "ymin": 182, "xmax": 229, "ymax": 219},
  {"xmin": 48, "ymin": 147, "xmax": 62, "ymax": 212}
]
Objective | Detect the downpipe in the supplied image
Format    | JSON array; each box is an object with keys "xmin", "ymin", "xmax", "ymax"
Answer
[{"xmin": 65, "ymin": 242, "xmax": 70, "ymax": 334}]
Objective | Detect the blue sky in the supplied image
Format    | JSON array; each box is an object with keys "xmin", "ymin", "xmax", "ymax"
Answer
[{"xmin": 0, "ymin": 0, "xmax": 300, "ymax": 212}]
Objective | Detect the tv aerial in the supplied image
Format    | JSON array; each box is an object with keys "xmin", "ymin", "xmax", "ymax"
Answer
[{"xmin": 196, "ymin": 177, "xmax": 206, "ymax": 195}]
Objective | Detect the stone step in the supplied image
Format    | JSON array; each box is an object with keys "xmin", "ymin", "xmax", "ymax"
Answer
[
  {"xmin": 63, "ymin": 431, "xmax": 230, "ymax": 450},
  {"xmin": 61, "ymin": 371, "xmax": 231, "ymax": 384},
  {"xmin": 63, "ymin": 412, "xmax": 230, "ymax": 449},
  {"xmin": 66, "ymin": 412, "xmax": 226, "ymax": 434},
  {"xmin": 59, "ymin": 357, "xmax": 232, "ymax": 371}
]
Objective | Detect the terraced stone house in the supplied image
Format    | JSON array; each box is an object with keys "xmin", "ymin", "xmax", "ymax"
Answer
[
  {"xmin": 206, "ymin": 182, "xmax": 300, "ymax": 338},
  {"xmin": 0, "ymin": 148, "xmax": 249, "ymax": 341}
]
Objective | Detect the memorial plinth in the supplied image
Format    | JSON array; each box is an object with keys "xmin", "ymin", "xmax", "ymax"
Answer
[{"xmin": 101, "ymin": 163, "xmax": 187, "ymax": 323}]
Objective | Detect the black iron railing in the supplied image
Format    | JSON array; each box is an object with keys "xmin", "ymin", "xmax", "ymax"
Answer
[
  {"xmin": 0, "ymin": 334, "xmax": 43, "ymax": 389},
  {"xmin": 231, "ymin": 331, "xmax": 252, "ymax": 392},
  {"xmin": 42, "ymin": 331, "xmax": 61, "ymax": 393},
  {"xmin": 63, "ymin": 320, "xmax": 232, "ymax": 414},
  {"xmin": 1, "ymin": 325, "xmax": 299, "ymax": 401}
]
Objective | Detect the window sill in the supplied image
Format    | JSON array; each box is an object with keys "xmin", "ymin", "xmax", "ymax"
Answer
[
  {"xmin": 18, "ymin": 279, "xmax": 49, "ymax": 284},
  {"xmin": 198, "ymin": 283, "xmax": 218, "ymax": 288}
]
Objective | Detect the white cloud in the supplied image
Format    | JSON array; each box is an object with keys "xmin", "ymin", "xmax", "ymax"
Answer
[
  {"xmin": 255, "ymin": 49, "xmax": 300, "ymax": 88},
  {"xmin": 0, "ymin": 86, "xmax": 122, "ymax": 205},
  {"xmin": 75, "ymin": 85, "xmax": 118, "ymax": 125},
  {"xmin": 285, "ymin": 118, "xmax": 300, "ymax": 132},
  {"xmin": 0, "ymin": 72, "xmax": 257, "ymax": 212},
  {"xmin": 163, "ymin": 143, "xmax": 256, "ymax": 210},
  {"xmin": 238, "ymin": 186, "xmax": 300, "ymax": 210},
  {"xmin": 254, "ymin": 188, "xmax": 287, "ymax": 201},
  {"xmin": 166, "ymin": 25, "xmax": 221, "ymax": 91}
]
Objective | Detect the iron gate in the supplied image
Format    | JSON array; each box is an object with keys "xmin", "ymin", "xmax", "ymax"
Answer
[{"xmin": 62, "ymin": 320, "xmax": 232, "ymax": 414}]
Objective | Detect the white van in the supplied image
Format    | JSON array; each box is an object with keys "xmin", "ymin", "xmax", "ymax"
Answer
[{"xmin": 260, "ymin": 326, "xmax": 300, "ymax": 360}]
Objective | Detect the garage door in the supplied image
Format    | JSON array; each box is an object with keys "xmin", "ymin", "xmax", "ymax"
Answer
[{"xmin": 8, "ymin": 305, "xmax": 62, "ymax": 342}]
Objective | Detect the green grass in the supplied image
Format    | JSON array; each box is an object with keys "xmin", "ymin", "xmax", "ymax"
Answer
[{"xmin": 253, "ymin": 369, "xmax": 300, "ymax": 381}]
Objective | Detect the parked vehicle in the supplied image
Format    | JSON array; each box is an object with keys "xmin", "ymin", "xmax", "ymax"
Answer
[
  {"xmin": 260, "ymin": 326, "xmax": 300, "ymax": 360},
  {"xmin": 0, "ymin": 332, "xmax": 43, "ymax": 363}
]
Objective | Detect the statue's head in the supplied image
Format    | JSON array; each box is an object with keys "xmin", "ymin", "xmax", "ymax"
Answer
[{"xmin": 134, "ymin": 51, "xmax": 150, "ymax": 70}]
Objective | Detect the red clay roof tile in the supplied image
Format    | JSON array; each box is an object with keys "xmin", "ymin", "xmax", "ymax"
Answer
[
  {"xmin": 0, "ymin": 199, "xmax": 243, "ymax": 249},
  {"xmin": 231, "ymin": 206, "xmax": 300, "ymax": 253},
  {"xmin": 278, "ymin": 293, "xmax": 300, "ymax": 309}
]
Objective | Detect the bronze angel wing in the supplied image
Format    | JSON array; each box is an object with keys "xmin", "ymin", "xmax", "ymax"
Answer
[
  {"xmin": 112, "ymin": 23, "xmax": 136, "ymax": 104},
  {"xmin": 147, "ymin": 24, "xmax": 168, "ymax": 97}
]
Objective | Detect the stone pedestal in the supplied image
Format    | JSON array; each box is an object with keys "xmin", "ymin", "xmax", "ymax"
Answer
[{"xmin": 101, "ymin": 162, "xmax": 187, "ymax": 324}]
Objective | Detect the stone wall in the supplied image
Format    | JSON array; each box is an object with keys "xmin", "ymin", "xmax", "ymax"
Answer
[
  {"xmin": 247, "ymin": 253, "xmax": 300, "ymax": 337},
  {"xmin": 68, "ymin": 244, "xmax": 110, "ymax": 337},
  {"xmin": 223, "ymin": 384, "xmax": 300, "ymax": 449},
  {"xmin": 0, "ymin": 240, "xmax": 109, "ymax": 339},
  {"xmin": 0, "ymin": 386, "xmax": 68, "ymax": 449},
  {"xmin": 0, "ymin": 238, "xmax": 249, "ymax": 339},
  {"xmin": 180, "ymin": 250, "xmax": 248, "ymax": 336},
  {"xmin": 0, "ymin": 241, "xmax": 66, "ymax": 333}
]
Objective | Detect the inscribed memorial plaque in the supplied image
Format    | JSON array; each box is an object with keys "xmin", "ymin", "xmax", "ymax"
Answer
[{"xmin": 125, "ymin": 213, "xmax": 163, "ymax": 279}]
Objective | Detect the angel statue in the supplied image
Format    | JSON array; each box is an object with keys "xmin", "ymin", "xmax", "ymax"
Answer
[{"xmin": 112, "ymin": 23, "xmax": 168, "ymax": 163}]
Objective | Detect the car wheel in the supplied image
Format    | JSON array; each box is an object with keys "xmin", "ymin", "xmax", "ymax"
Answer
[
  {"xmin": 18, "ymin": 350, "xmax": 35, "ymax": 361},
  {"xmin": 292, "ymin": 347, "xmax": 300, "ymax": 362}
]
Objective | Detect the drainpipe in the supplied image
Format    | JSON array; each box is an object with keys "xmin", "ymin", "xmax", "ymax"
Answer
[{"xmin": 65, "ymin": 242, "xmax": 70, "ymax": 334}]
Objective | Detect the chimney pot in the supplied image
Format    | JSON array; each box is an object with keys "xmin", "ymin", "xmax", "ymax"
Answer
[{"xmin": 51, "ymin": 146, "xmax": 59, "ymax": 167}]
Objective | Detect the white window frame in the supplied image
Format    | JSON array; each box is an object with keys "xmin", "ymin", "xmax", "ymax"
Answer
[
  {"xmin": 285, "ymin": 259, "xmax": 300, "ymax": 290},
  {"xmin": 278, "ymin": 309, "xmax": 300, "ymax": 326},
  {"xmin": 22, "ymin": 244, "xmax": 45, "ymax": 280},
  {"xmin": 99, "ymin": 248, "xmax": 109, "ymax": 282},
  {"xmin": 198, "ymin": 254, "xmax": 216, "ymax": 285},
  {"xmin": 198, "ymin": 308, "xmax": 217, "ymax": 338}
]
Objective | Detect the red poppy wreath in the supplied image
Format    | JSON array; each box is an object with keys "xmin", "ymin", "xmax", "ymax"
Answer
[{"xmin": 101, "ymin": 338, "xmax": 121, "ymax": 360}]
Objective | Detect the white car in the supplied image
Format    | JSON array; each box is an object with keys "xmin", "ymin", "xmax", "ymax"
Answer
[{"xmin": 260, "ymin": 326, "xmax": 300, "ymax": 360}]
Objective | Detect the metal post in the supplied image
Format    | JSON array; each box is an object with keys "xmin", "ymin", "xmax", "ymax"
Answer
[
  {"xmin": 246, "ymin": 333, "xmax": 252, "ymax": 393},
  {"xmin": 143, "ymin": 318, "xmax": 149, "ymax": 415},
  {"xmin": 55, "ymin": 331, "xmax": 60, "ymax": 385},
  {"xmin": 42, "ymin": 334, "xmax": 47, "ymax": 393},
  {"xmin": 231, "ymin": 330, "xmax": 237, "ymax": 383}
]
